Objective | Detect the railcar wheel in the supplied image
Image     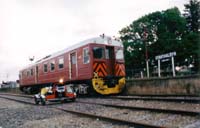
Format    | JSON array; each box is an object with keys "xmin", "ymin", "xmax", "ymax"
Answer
[
  {"xmin": 71, "ymin": 98, "xmax": 76, "ymax": 102},
  {"xmin": 63, "ymin": 99, "xmax": 68, "ymax": 103},
  {"xmin": 34, "ymin": 97, "xmax": 39, "ymax": 105},
  {"xmin": 41, "ymin": 98, "xmax": 46, "ymax": 105}
]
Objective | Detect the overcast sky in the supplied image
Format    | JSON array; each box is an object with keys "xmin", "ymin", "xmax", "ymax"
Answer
[{"xmin": 0, "ymin": 0, "xmax": 188, "ymax": 82}]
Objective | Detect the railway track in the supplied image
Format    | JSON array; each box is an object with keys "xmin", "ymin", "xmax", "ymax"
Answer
[
  {"xmin": 0, "ymin": 93, "xmax": 166, "ymax": 128},
  {"xmin": 1, "ymin": 92, "xmax": 200, "ymax": 103},
  {"xmin": 109, "ymin": 95, "xmax": 200, "ymax": 103},
  {"xmin": 77, "ymin": 100, "xmax": 200, "ymax": 116},
  {"xmin": 1, "ymin": 93, "xmax": 199, "ymax": 116},
  {"xmin": 121, "ymin": 94, "xmax": 199, "ymax": 97}
]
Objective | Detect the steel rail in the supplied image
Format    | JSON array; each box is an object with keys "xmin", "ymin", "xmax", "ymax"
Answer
[
  {"xmin": 0, "ymin": 93, "xmax": 33, "ymax": 98},
  {"xmin": 78, "ymin": 101, "xmax": 200, "ymax": 116},
  {"xmin": 108, "ymin": 96, "xmax": 200, "ymax": 103},
  {"xmin": 0, "ymin": 95, "xmax": 35, "ymax": 105},
  {"xmin": 1, "ymin": 93, "xmax": 200, "ymax": 103},
  {"xmin": 55, "ymin": 107, "xmax": 166, "ymax": 128},
  {"xmin": 120, "ymin": 94, "xmax": 199, "ymax": 97}
]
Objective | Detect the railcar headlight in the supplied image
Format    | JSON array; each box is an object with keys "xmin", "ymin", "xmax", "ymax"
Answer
[{"xmin": 59, "ymin": 78, "xmax": 64, "ymax": 84}]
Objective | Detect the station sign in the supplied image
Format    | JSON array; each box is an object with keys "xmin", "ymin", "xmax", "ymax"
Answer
[{"xmin": 155, "ymin": 52, "xmax": 176, "ymax": 60}]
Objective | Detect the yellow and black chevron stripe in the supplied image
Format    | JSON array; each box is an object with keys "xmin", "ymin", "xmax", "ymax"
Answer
[
  {"xmin": 93, "ymin": 62, "xmax": 107, "ymax": 77},
  {"xmin": 115, "ymin": 64, "xmax": 125, "ymax": 76}
]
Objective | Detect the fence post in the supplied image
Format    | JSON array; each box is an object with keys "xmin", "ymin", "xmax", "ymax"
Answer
[
  {"xmin": 158, "ymin": 59, "xmax": 161, "ymax": 77},
  {"xmin": 172, "ymin": 56, "xmax": 176, "ymax": 77}
]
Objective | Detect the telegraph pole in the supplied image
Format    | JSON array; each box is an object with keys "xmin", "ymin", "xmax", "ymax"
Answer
[
  {"xmin": 145, "ymin": 41, "xmax": 149, "ymax": 78},
  {"xmin": 140, "ymin": 22, "xmax": 149, "ymax": 78},
  {"xmin": 143, "ymin": 26, "xmax": 149, "ymax": 78}
]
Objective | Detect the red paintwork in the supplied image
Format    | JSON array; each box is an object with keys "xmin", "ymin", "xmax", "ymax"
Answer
[
  {"xmin": 45, "ymin": 85, "xmax": 76, "ymax": 100},
  {"xmin": 19, "ymin": 42, "xmax": 125, "ymax": 87}
]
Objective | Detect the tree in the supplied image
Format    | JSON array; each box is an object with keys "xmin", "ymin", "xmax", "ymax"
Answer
[
  {"xmin": 119, "ymin": 8, "xmax": 186, "ymax": 73},
  {"xmin": 183, "ymin": 0, "xmax": 200, "ymax": 72},
  {"xmin": 182, "ymin": 33, "xmax": 199, "ymax": 71},
  {"xmin": 184, "ymin": 0, "xmax": 200, "ymax": 33}
]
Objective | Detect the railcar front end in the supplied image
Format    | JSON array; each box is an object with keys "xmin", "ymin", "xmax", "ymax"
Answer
[{"xmin": 90, "ymin": 44, "xmax": 126, "ymax": 95}]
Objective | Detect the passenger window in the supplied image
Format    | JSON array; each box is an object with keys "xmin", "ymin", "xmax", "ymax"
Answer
[
  {"xmin": 83, "ymin": 47, "xmax": 89, "ymax": 64},
  {"xmin": 27, "ymin": 70, "xmax": 30, "ymax": 76},
  {"xmin": 93, "ymin": 47, "xmax": 104, "ymax": 59},
  {"xmin": 50, "ymin": 60, "xmax": 55, "ymax": 71},
  {"xmin": 58, "ymin": 58, "xmax": 64, "ymax": 69},
  {"xmin": 31, "ymin": 69, "xmax": 33, "ymax": 76},
  {"xmin": 44, "ymin": 63, "xmax": 48, "ymax": 73},
  {"xmin": 23, "ymin": 71, "xmax": 26, "ymax": 76}
]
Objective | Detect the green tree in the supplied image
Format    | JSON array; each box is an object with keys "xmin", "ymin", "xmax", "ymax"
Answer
[
  {"xmin": 183, "ymin": 0, "xmax": 200, "ymax": 72},
  {"xmin": 119, "ymin": 8, "xmax": 186, "ymax": 74},
  {"xmin": 184, "ymin": 0, "xmax": 200, "ymax": 33},
  {"xmin": 182, "ymin": 33, "xmax": 199, "ymax": 69}
]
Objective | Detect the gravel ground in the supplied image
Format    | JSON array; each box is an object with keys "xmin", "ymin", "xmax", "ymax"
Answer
[{"xmin": 0, "ymin": 98, "xmax": 129, "ymax": 128}]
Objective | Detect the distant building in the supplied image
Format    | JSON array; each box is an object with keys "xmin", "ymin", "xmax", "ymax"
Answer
[{"xmin": 0, "ymin": 81, "xmax": 19, "ymax": 88}]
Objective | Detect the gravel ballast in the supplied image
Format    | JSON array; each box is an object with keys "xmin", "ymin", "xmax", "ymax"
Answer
[
  {"xmin": 0, "ymin": 98, "xmax": 129, "ymax": 128},
  {"xmin": 56, "ymin": 101, "xmax": 200, "ymax": 128}
]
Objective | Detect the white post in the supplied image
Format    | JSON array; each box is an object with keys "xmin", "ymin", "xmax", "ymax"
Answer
[
  {"xmin": 158, "ymin": 59, "xmax": 161, "ymax": 77},
  {"xmin": 171, "ymin": 56, "xmax": 176, "ymax": 77},
  {"xmin": 146, "ymin": 60, "xmax": 149, "ymax": 78},
  {"xmin": 140, "ymin": 71, "xmax": 143, "ymax": 78}
]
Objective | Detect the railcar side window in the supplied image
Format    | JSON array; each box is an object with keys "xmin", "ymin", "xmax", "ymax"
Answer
[
  {"xmin": 30, "ymin": 69, "xmax": 33, "ymax": 76},
  {"xmin": 93, "ymin": 47, "xmax": 104, "ymax": 59},
  {"xmin": 44, "ymin": 63, "xmax": 48, "ymax": 72},
  {"xmin": 83, "ymin": 47, "xmax": 89, "ymax": 64},
  {"xmin": 58, "ymin": 58, "xmax": 64, "ymax": 69},
  {"xmin": 23, "ymin": 71, "xmax": 25, "ymax": 77},
  {"xmin": 27, "ymin": 70, "xmax": 30, "ymax": 76},
  {"xmin": 116, "ymin": 49, "xmax": 124, "ymax": 60},
  {"xmin": 50, "ymin": 60, "xmax": 55, "ymax": 71}
]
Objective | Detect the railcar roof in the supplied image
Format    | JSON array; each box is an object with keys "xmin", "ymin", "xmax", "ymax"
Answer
[{"xmin": 20, "ymin": 36, "xmax": 123, "ymax": 71}]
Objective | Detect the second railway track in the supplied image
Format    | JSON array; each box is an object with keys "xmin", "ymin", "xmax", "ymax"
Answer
[
  {"xmin": 77, "ymin": 100, "xmax": 200, "ymax": 116},
  {"xmin": 109, "ymin": 95, "xmax": 200, "ymax": 103}
]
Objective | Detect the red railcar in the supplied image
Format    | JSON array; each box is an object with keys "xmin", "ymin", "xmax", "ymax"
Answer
[{"xmin": 19, "ymin": 36, "xmax": 126, "ymax": 95}]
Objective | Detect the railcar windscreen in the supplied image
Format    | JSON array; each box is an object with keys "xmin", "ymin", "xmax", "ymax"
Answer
[
  {"xmin": 93, "ymin": 47, "xmax": 104, "ymax": 59},
  {"xmin": 116, "ymin": 49, "xmax": 124, "ymax": 60}
]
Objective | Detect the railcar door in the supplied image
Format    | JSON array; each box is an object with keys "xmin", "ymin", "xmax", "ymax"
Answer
[
  {"xmin": 105, "ymin": 46, "xmax": 115, "ymax": 76},
  {"xmin": 70, "ymin": 52, "xmax": 77, "ymax": 80}
]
